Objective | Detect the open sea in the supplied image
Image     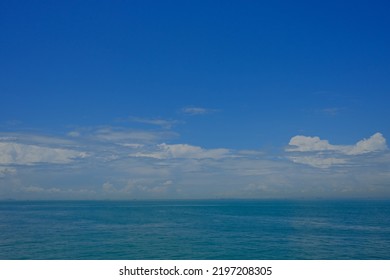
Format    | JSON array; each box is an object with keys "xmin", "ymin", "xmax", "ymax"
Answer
[{"xmin": 0, "ymin": 200, "xmax": 389, "ymax": 260}]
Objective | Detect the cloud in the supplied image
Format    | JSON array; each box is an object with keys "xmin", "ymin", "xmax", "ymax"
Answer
[
  {"xmin": 2, "ymin": 126, "xmax": 390, "ymax": 199},
  {"xmin": 287, "ymin": 135, "xmax": 335, "ymax": 152},
  {"xmin": 93, "ymin": 127, "xmax": 177, "ymax": 143},
  {"xmin": 120, "ymin": 143, "xmax": 144, "ymax": 148},
  {"xmin": 67, "ymin": 131, "xmax": 80, "ymax": 137},
  {"xmin": 288, "ymin": 155, "xmax": 347, "ymax": 169},
  {"xmin": 1, "ymin": 133, "xmax": 77, "ymax": 147},
  {"xmin": 99, "ymin": 178, "xmax": 177, "ymax": 198},
  {"xmin": 127, "ymin": 117, "xmax": 182, "ymax": 129},
  {"xmin": 286, "ymin": 133, "xmax": 388, "ymax": 168},
  {"xmin": 102, "ymin": 181, "xmax": 116, "ymax": 192},
  {"xmin": 163, "ymin": 180, "xmax": 173, "ymax": 186},
  {"xmin": 287, "ymin": 133, "xmax": 387, "ymax": 155},
  {"xmin": 24, "ymin": 186, "xmax": 45, "ymax": 193},
  {"xmin": 181, "ymin": 106, "xmax": 217, "ymax": 115},
  {"xmin": 131, "ymin": 143, "xmax": 230, "ymax": 159},
  {"xmin": 348, "ymin": 133, "xmax": 387, "ymax": 155},
  {"xmin": 0, "ymin": 141, "xmax": 87, "ymax": 165}
]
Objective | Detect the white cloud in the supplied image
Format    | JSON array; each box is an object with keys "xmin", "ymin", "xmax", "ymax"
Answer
[
  {"xmin": 0, "ymin": 137, "xmax": 18, "ymax": 141},
  {"xmin": 1, "ymin": 133, "xmax": 77, "ymax": 147},
  {"xmin": 181, "ymin": 107, "xmax": 217, "ymax": 115},
  {"xmin": 288, "ymin": 156, "xmax": 347, "ymax": 169},
  {"xmin": 286, "ymin": 133, "xmax": 388, "ymax": 168},
  {"xmin": 120, "ymin": 143, "xmax": 144, "ymax": 148},
  {"xmin": 24, "ymin": 186, "xmax": 45, "ymax": 192},
  {"xmin": 67, "ymin": 131, "xmax": 80, "ymax": 137},
  {"xmin": 2, "ymin": 126, "xmax": 390, "ymax": 199},
  {"xmin": 127, "ymin": 117, "xmax": 181, "ymax": 129},
  {"xmin": 94, "ymin": 127, "xmax": 176, "ymax": 143},
  {"xmin": 102, "ymin": 181, "xmax": 116, "ymax": 192},
  {"xmin": 159, "ymin": 143, "xmax": 229, "ymax": 159},
  {"xmin": 347, "ymin": 133, "xmax": 387, "ymax": 155},
  {"xmin": 0, "ymin": 142, "xmax": 87, "ymax": 165},
  {"xmin": 287, "ymin": 135, "xmax": 335, "ymax": 152},
  {"xmin": 163, "ymin": 180, "xmax": 173, "ymax": 186},
  {"xmin": 287, "ymin": 133, "xmax": 387, "ymax": 155},
  {"xmin": 131, "ymin": 143, "xmax": 230, "ymax": 159}
]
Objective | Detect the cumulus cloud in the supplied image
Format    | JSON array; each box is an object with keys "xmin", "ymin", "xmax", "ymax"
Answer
[
  {"xmin": 287, "ymin": 133, "xmax": 387, "ymax": 155},
  {"xmin": 0, "ymin": 142, "xmax": 87, "ymax": 165},
  {"xmin": 286, "ymin": 133, "xmax": 388, "ymax": 168},
  {"xmin": 131, "ymin": 143, "xmax": 230, "ymax": 160},
  {"xmin": 287, "ymin": 135, "xmax": 335, "ymax": 152},
  {"xmin": 347, "ymin": 133, "xmax": 387, "ymax": 155}
]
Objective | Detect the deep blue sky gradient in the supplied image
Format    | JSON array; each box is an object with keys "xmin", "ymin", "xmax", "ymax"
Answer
[{"xmin": 2, "ymin": 0, "xmax": 389, "ymax": 148}]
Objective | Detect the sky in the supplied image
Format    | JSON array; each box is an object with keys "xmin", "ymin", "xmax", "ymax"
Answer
[{"xmin": 1, "ymin": 0, "xmax": 390, "ymax": 199}]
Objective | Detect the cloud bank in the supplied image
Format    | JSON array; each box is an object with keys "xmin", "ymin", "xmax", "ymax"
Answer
[
  {"xmin": 286, "ymin": 133, "xmax": 388, "ymax": 168},
  {"xmin": 287, "ymin": 133, "xmax": 387, "ymax": 155},
  {"xmin": 0, "ymin": 142, "xmax": 87, "ymax": 165},
  {"xmin": 1, "ymin": 128, "xmax": 389, "ymax": 199}
]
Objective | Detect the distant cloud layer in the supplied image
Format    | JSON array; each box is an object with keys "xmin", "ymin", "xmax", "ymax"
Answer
[
  {"xmin": 1, "ymin": 128, "xmax": 389, "ymax": 199},
  {"xmin": 131, "ymin": 143, "xmax": 230, "ymax": 159},
  {"xmin": 0, "ymin": 142, "xmax": 87, "ymax": 165}
]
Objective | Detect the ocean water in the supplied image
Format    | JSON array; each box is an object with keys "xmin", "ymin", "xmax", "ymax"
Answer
[{"xmin": 0, "ymin": 200, "xmax": 389, "ymax": 260}]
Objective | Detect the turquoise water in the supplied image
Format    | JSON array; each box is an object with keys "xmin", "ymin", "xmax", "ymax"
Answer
[{"xmin": 0, "ymin": 200, "xmax": 389, "ymax": 259}]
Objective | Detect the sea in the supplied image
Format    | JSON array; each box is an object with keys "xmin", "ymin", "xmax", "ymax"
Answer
[{"xmin": 0, "ymin": 200, "xmax": 389, "ymax": 260}]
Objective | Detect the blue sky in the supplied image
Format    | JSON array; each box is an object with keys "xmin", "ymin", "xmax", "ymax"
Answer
[{"xmin": 1, "ymin": 0, "xmax": 390, "ymax": 199}]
